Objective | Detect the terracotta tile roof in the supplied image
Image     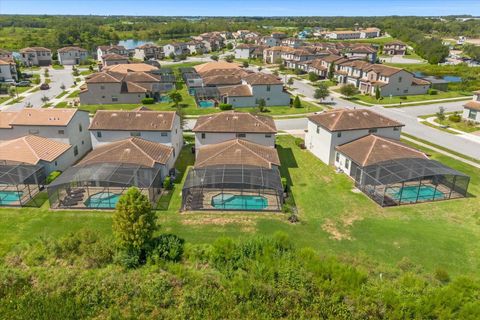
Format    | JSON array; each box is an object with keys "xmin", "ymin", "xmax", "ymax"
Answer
[
  {"xmin": 0, "ymin": 135, "xmax": 71, "ymax": 165},
  {"xmin": 123, "ymin": 71, "xmax": 161, "ymax": 82},
  {"xmin": 195, "ymin": 139, "xmax": 280, "ymax": 169},
  {"xmin": 365, "ymin": 64, "xmax": 403, "ymax": 77},
  {"xmin": 199, "ymin": 68, "xmax": 249, "ymax": 78},
  {"xmin": 194, "ymin": 61, "xmax": 241, "ymax": 73},
  {"xmin": 308, "ymin": 109, "xmax": 403, "ymax": 132},
  {"xmin": 20, "ymin": 47, "xmax": 51, "ymax": 53},
  {"xmin": 0, "ymin": 112, "xmax": 17, "ymax": 128},
  {"xmin": 202, "ymin": 74, "xmax": 243, "ymax": 86},
  {"xmin": 86, "ymin": 71, "xmax": 124, "ymax": 83},
  {"xmin": 9, "ymin": 109, "xmax": 83, "ymax": 127},
  {"xmin": 89, "ymin": 110, "xmax": 176, "ymax": 131},
  {"xmin": 385, "ymin": 40, "xmax": 406, "ymax": 46},
  {"xmin": 102, "ymin": 63, "xmax": 158, "ymax": 73},
  {"xmin": 58, "ymin": 46, "xmax": 88, "ymax": 53},
  {"xmin": 412, "ymin": 78, "xmax": 431, "ymax": 85},
  {"xmin": 78, "ymin": 137, "xmax": 173, "ymax": 168},
  {"xmin": 336, "ymin": 135, "xmax": 427, "ymax": 167},
  {"xmin": 0, "ymin": 59, "xmax": 13, "ymax": 65},
  {"xmin": 243, "ymin": 73, "xmax": 283, "ymax": 85},
  {"xmin": 102, "ymin": 53, "xmax": 128, "ymax": 61},
  {"xmin": 193, "ymin": 111, "xmax": 277, "ymax": 133},
  {"xmin": 464, "ymin": 101, "xmax": 480, "ymax": 111},
  {"xmin": 99, "ymin": 45, "xmax": 127, "ymax": 51},
  {"xmin": 121, "ymin": 81, "xmax": 148, "ymax": 93},
  {"xmin": 136, "ymin": 43, "xmax": 159, "ymax": 49},
  {"xmin": 218, "ymin": 84, "xmax": 253, "ymax": 97},
  {"xmin": 0, "ymin": 48, "xmax": 11, "ymax": 55}
]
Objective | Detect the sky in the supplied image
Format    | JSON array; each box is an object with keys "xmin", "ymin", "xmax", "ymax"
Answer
[{"xmin": 1, "ymin": 0, "xmax": 479, "ymax": 17}]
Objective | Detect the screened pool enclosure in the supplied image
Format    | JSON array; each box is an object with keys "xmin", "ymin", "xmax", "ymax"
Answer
[
  {"xmin": 47, "ymin": 163, "xmax": 163, "ymax": 209},
  {"xmin": 354, "ymin": 158, "xmax": 470, "ymax": 206},
  {"xmin": 182, "ymin": 165, "xmax": 284, "ymax": 211},
  {"xmin": 0, "ymin": 161, "xmax": 46, "ymax": 207}
]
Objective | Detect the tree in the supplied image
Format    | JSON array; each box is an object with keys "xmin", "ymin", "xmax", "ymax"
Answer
[
  {"xmin": 375, "ymin": 86, "xmax": 381, "ymax": 100},
  {"xmin": 328, "ymin": 62, "xmax": 335, "ymax": 80},
  {"xmin": 224, "ymin": 54, "xmax": 234, "ymax": 63},
  {"xmin": 257, "ymin": 98, "xmax": 266, "ymax": 112},
  {"xmin": 8, "ymin": 86, "xmax": 16, "ymax": 98},
  {"xmin": 112, "ymin": 187, "xmax": 156, "ymax": 251},
  {"xmin": 287, "ymin": 77, "xmax": 294, "ymax": 85},
  {"xmin": 436, "ymin": 106, "xmax": 446, "ymax": 121},
  {"xmin": 308, "ymin": 72, "xmax": 319, "ymax": 82},
  {"xmin": 168, "ymin": 91, "xmax": 183, "ymax": 108},
  {"xmin": 242, "ymin": 61, "xmax": 249, "ymax": 68},
  {"xmin": 293, "ymin": 95, "xmax": 302, "ymax": 108},
  {"xmin": 226, "ymin": 43, "xmax": 233, "ymax": 50},
  {"xmin": 314, "ymin": 83, "xmax": 329, "ymax": 101},
  {"xmin": 339, "ymin": 84, "xmax": 358, "ymax": 98},
  {"xmin": 41, "ymin": 95, "xmax": 50, "ymax": 104},
  {"xmin": 210, "ymin": 54, "xmax": 219, "ymax": 61},
  {"xmin": 169, "ymin": 52, "xmax": 175, "ymax": 60}
]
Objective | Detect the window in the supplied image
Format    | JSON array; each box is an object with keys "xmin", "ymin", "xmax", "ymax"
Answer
[
  {"xmin": 112, "ymin": 96, "xmax": 118, "ymax": 102},
  {"xmin": 73, "ymin": 146, "xmax": 78, "ymax": 156},
  {"xmin": 266, "ymin": 85, "xmax": 271, "ymax": 92},
  {"xmin": 201, "ymin": 133, "xmax": 206, "ymax": 139},
  {"xmin": 58, "ymin": 130, "xmax": 65, "ymax": 134},
  {"xmin": 97, "ymin": 131, "xmax": 102, "ymax": 138},
  {"xmin": 54, "ymin": 161, "xmax": 58, "ymax": 166},
  {"xmin": 265, "ymin": 134, "xmax": 272, "ymax": 138},
  {"xmin": 79, "ymin": 124, "xmax": 82, "ymax": 132},
  {"xmin": 316, "ymin": 126, "xmax": 320, "ymax": 134},
  {"xmin": 335, "ymin": 152, "xmax": 340, "ymax": 162},
  {"xmin": 337, "ymin": 132, "xmax": 342, "ymax": 138},
  {"xmin": 469, "ymin": 109, "xmax": 477, "ymax": 120},
  {"xmin": 398, "ymin": 76, "xmax": 402, "ymax": 83},
  {"xmin": 173, "ymin": 149, "xmax": 176, "ymax": 157},
  {"xmin": 394, "ymin": 127, "xmax": 400, "ymax": 131},
  {"xmin": 82, "ymin": 140, "xmax": 84, "ymax": 145},
  {"xmin": 403, "ymin": 89, "xmax": 408, "ymax": 94},
  {"xmin": 100, "ymin": 85, "xmax": 105, "ymax": 90},
  {"xmin": 29, "ymin": 129, "xmax": 39, "ymax": 135},
  {"xmin": 236, "ymin": 133, "xmax": 246, "ymax": 138},
  {"xmin": 345, "ymin": 159, "xmax": 350, "ymax": 169},
  {"xmin": 161, "ymin": 132, "xmax": 168, "ymax": 137},
  {"xmin": 368, "ymin": 128, "xmax": 378, "ymax": 134},
  {"xmin": 130, "ymin": 131, "xmax": 141, "ymax": 137}
]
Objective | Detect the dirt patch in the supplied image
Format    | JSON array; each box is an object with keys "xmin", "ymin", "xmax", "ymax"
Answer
[{"xmin": 322, "ymin": 214, "xmax": 363, "ymax": 241}]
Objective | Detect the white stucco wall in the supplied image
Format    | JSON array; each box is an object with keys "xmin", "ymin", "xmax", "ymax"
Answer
[
  {"xmin": 79, "ymin": 83, "xmax": 147, "ymax": 105},
  {"xmin": 250, "ymin": 84, "xmax": 290, "ymax": 106},
  {"xmin": 58, "ymin": 51, "xmax": 88, "ymax": 65},
  {"xmin": 235, "ymin": 48, "xmax": 251, "ymax": 59},
  {"xmin": 462, "ymin": 108, "xmax": 480, "ymax": 123}
]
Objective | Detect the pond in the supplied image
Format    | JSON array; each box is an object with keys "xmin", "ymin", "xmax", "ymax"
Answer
[
  {"xmin": 117, "ymin": 39, "xmax": 155, "ymax": 50},
  {"xmin": 414, "ymin": 72, "xmax": 463, "ymax": 83}
]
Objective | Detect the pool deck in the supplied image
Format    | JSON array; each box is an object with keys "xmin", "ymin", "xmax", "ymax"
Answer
[{"xmin": 199, "ymin": 190, "xmax": 281, "ymax": 211}]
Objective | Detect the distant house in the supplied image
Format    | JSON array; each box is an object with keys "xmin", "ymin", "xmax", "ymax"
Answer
[
  {"xmin": 234, "ymin": 44, "xmax": 265, "ymax": 59},
  {"xmin": 89, "ymin": 109, "xmax": 183, "ymax": 159},
  {"xmin": 163, "ymin": 43, "xmax": 189, "ymax": 57},
  {"xmin": 96, "ymin": 45, "xmax": 128, "ymax": 62},
  {"xmin": 305, "ymin": 109, "xmax": 404, "ymax": 165},
  {"xmin": 0, "ymin": 57, "xmax": 18, "ymax": 82},
  {"xmin": 20, "ymin": 47, "xmax": 52, "ymax": 66},
  {"xmin": 57, "ymin": 46, "xmax": 89, "ymax": 65},
  {"xmin": 185, "ymin": 41, "xmax": 208, "ymax": 55},
  {"xmin": 324, "ymin": 28, "xmax": 380, "ymax": 40},
  {"xmin": 462, "ymin": 91, "xmax": 480, "ymax": 123},
  {"xmin": 133, "ymin": 44, "xmax": 163, "ymax": 60},
  {"xmin": 281, "ymin": 37, "xmax": 303, "ymax": 48},
  {"xmin": 384, "ymin": 41, "xmax": 407, "ymax": 56},
  {"xmin": 101, "ymin": 53, "xmax": 129, "ymax": 67},
  {"xmin": 192, "ymin": 111, "xmax": 277, "ymax": 149}
]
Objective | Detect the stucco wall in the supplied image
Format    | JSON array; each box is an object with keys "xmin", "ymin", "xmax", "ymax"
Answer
[{"xmin": 194, "ymin": 132, "xmax": 275, "ymax": 149}]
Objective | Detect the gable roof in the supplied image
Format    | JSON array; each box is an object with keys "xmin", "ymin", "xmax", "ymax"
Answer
[
  {"xmin": 102, "ymin": 63, "xmax": 158, "ymax": 74},
  {"xmin": 217, "ymin": 84, "xmax": 253, "ymax": 97},
  {"xmin": 202, "ymin": 74, "xmax": 243, "ymax": 86},
  {"xmin": 78, "ymin": 137, "xmax": 173, "ymax": 168},
  {"xmin": 195, "ymin": 139, "xmax": 280, "ymax": 169},
  {"xmin": 0, "ymin": 135, "xmax": 71, "ymax": 165},
  {"xmin": 0, "ymin": 112, "xmax": 17, "ymax": 129},
  {"xmin": 102, "ymin": 53, "xmax": 129, "ymax": 61},
  {"xmin": 243, "ymin": 73, "xmax": 283, "ymax": 85},
  {"xmin": 308, "ymin": 109, "xmax": 403, "ymax": 132},
  {"xmin": 194, "ymin": 61, "xmax": 241, "ymax": 73},
  {"xmin": 58, "ymin": 46, "xmax": 88, "ymax": 53},
  {"xmin": 335, "ymin": 135, "xmax": 428, "ymax": 167},
  {"xmin": 464, "ymin": 101, "xmax": 480, "ymax": 111},
  {"xmin": 193, "ymin": 111, "xmax": 277, "ymax": 133},
  {"xmin": 9, "ymin": 109, "xmax": 83, "ymax": 127},
  {"xmin": 89, "ymin": 110, "xmax": 176, "ymax": 131},
  {"xmin": 20, "ymin": 47, "xmax": 51, "ymax": 53}
]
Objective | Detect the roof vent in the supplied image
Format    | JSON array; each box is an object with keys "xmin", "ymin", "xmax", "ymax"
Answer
[
  {"xmin": 135, "ymin": 114, "xmax": 141, "ymax": 117},
  {"xmin": 112, "ymin": 113, "xmax": 117, "ymax": 117}
]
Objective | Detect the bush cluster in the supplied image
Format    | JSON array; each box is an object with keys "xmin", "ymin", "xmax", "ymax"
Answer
[{"xmin": 141, "ymin": 97, "xmax": 155, "ymax": 104}]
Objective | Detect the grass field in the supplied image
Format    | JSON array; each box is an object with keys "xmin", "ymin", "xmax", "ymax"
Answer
[
  {"xmin": 0, "ymin": 135, "xmax": 479, "ymax": 278},
  {"xmin": 345, "ymin": 90, "xmax": 471, "ymax": 105},
  {"xmin": 433, "ymin": 117, "xmax": 480, "ymax": 133}
]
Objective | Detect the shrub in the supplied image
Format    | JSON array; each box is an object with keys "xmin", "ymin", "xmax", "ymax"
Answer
[
  {"xmin": 242, "ymin": 61, "xmax": 249, "ymax": 68},
  {"xmin": 281, "ymin": 177, "xmax": 288, "ymax": 191},
  {"xmin": 308, "ymin": 72, "xmax": 319, "ymax": 82},
  {"xmin": 294, "ymin": 137, "xmax": 305, "ymax": 148},
  {"xmin": 434, "ymin": 268, "xmax": 450, "ymax": 283},
  {"xmin": 141, "ymin": 97, "xmax": 155, "ymax": 104},
  {"xmin": 436, "ymin": 106, "xmax": 446, "ymax": 121},
  {"xmin": 115, "ymin": 247, "xmax": 141, "ymax": 269},
  {"xmin": 148, "ymin": 234, "xmax": 185, "ymax": 263},
  {"xmin": 339, "ymin": 84, "xmax": 358, "ymax": 97},
  {"xmin": 293, "ymin": 96, "xmax": 302, "ymax": 108},
  {"xmin": 448, "ymin": 112, "xmax": 461, "ymax": 122},
  {"xmin": 428, "ymin": 88, "xmax": 438, "ymax": 95},
  {"xmin": 163, "ymin": 176, "xmax": 172, "ymax": 190},
  {"xmin": 219, "ymin": 103, "xmax": 233, "ymax": 110},
  {"xmin": 46, "ymin": 170, "xmax": 62, "ymax": 184},
  {"xmin": 399, "ymin": 96, "xmax": 407, "ymax": 100}
]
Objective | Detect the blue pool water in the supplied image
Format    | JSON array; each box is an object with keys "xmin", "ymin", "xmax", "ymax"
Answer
[
  {"xmin": 0, "ymin": 191, "xmax": 22, "ymax": 205},
  {"xmin": 188, "ymin": 88, "xmax": 196, "ymax": 96},
  {"xmin": 387, "ymin": 185, "xmax": 445, "ymax": 204},
  {"xmin": 85, "ymin": 192, "xmax": 121, "ymax": 209},
  {"xmin": 159, "ymin": 95, "xmax": 172, "ymax": 102},
  {"xmin": 211, "ymin": 194, "xmax": 268, "ymax": 210},
  {"xmin": 198, "ymin": 100, "xmax": 215, "ymax": 108}
]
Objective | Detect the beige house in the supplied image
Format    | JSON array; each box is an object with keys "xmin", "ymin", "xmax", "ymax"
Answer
[
  {"xmin": 0, "ymin": 57, "xmax": 18, "ymax": 82},
  {"xmin": 20, "ymin": 47, "xmax": 52, "ymax": 66},
  {"xmin": 97, "ymin": 45, "xmax": 128, "ymax": 62},
  {"xmin": 101, "ymin": 53, "xmax": 129, "ymax": 67},
  {"xmin": 57, "ymin": 46, "xmax": 89, "ymax": 65},
  {"xmin": 134, "ymin": 44, "xmax": 163, "ymax": 60},
  {"xmin": 384, "ymin": 41, "xmax": 407, "ymax": 56},
  {"xmin": 462, "ymin": 91, "xmax": 480, "ymax": 123}
]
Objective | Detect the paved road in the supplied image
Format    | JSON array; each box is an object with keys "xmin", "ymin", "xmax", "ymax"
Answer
[{"xmin": 4, "ymin": 67, "xmax": 75, "ymax": 111}]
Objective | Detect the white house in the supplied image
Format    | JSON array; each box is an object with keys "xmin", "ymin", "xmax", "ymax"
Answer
[
  {"xmin": 0, "ymin": 58, "xmax": 18, "ymax": 82},
  {"xmin": 192, "ymin": 111, "xmax": 277, "ymax": 150},
  {"xmin": 0, "ymin": 108, "xmax": 92, "ymax": 162},
  {"xmin": 462, "ymin": 91, "xmax": 480, "ymax": 123},
  {"xmin": 97, "ymin": 45, "xmax": 128, "ymax": 62},
  {"xmin": 163, "ymin": 43, "xmax": 189, "ymax": 57},
  {"xmin": 133, "ymin": 44, "xmax": 163, "ymax": 60},
  {"xmin": 19, "ymin": 47, "xmax": 52, "ymax": 66},
  {"xmin": 88, "ymin": 109, "xmax": 183, "ymax": 160},
  {"xmin": 57, "ymin": 46, "xmax": 89, "ymax": 65},
  {"xmin": 305, "ymin": 109, "xmax": 404, "ymax": 165}
]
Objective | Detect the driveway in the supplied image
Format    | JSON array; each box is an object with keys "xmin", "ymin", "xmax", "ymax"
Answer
[{"xmin": 4, "ymin": 66, "xmax": 75, "ymax": 111}]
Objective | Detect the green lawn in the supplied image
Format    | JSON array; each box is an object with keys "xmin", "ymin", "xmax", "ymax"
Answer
[
  {"xmin": 67, "ymin": 90, "xmax": 80, "ymax": 98},
  {"xmin": 344, "ymin": 90, "xmax": 471, "ymax": 105},
  {"xmin": 0, "ymin": 96, "xmax": 11, "ymax": 104},
  {"xmin": 0, "ymin": 135, "xmax": 479, "ymax": 278},
  {"xmin": 434, "ymin": 117, "xmax": 480, "ymax": 133},
  {"xmin": 55, "ymin": 91, "xmax": 68, "ymax": 99},
  {"xmin": 52, "ymin": 65, "xmax": 65, "ymax": 70}
]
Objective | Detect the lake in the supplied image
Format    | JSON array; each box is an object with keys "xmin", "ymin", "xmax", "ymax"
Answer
[
  {"xmin": 117, "ymin": 39, "xmax": 155, "ymax": 50},
  {"xmin": 414, "ymin": 72, "xmax": 463, "ymax": 83}
]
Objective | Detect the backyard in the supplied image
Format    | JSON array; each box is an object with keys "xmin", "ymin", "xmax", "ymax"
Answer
[
  {"xmin": 0, "ymin": 135, "xmax": 479, "ymax": 278},
  {"xmin": 342, "ymin": 90, "xmax": 471, "ymax": 105}
]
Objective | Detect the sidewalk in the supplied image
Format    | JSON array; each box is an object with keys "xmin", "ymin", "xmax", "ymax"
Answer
[{"xmin": 422, "ymin": 116, "xmax": 480, "ymax": 143}]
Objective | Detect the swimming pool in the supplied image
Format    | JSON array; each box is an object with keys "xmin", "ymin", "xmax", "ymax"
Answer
[
  {"xmin": 85, "ymin": 192, "xmax": 121, "ymax": 209},
  {"xmin": 387, "ymin": 185, "xmax": 445, "ymax": 204},
  {"xmin": 211, "ymin": 193, "xmax": 268, "ymax": 210},
  {"xmin": 159, "ymin": 95, "xmax": 172, "ymax": 103},
  {"xmin": 0, "ymin": 190, "xmax": 22, "ymax": 205},
  {"xmin": 198, "ymin": 100, "xmax": 215, "ymax": 108}
]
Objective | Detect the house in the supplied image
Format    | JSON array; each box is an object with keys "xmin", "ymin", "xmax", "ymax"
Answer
[
  {"xmin": 19, "ymin": 47, "xmax": 52, "ymax": 66},
  {"xmin": 185, "ymin": 41, "xmax": 208, "ymax": 55},
  {"xmin": 79, "ymin": 69, "xmax": 166, "ymax": 105},
  {"xmin": 233, "ymin": 30, "xmax": 258, "ymax": 40},
  {"xmin": 0, "ymin": 49, "xmax": 13, "ymax": 62},
  {"xmin": 384, "ymin": 41, "xmax": 407, "ymax": 56},
  {"xmin": 462, "ymin": 91, "xmax": 480, "ymax": 123},
  {"xmin": 305, "ymin": 109, "xmax": 404, "ymax": 165},
  {"xmin": 101, "ymin": 63, "xmax": 158, "ymax": 74},
  {"xmin": 235, "ymin": 44, "xmax": 257, "ymax": 59},
  {"xmin": 133, "ymin": 44, "xmax": 163, "ymax": 60},
  {"xmin": 101, "ymin": 53, "xmax": 129, "ymax": 67},
  {"xmin": 0, "ymin": 58, "xmax": 18, "ymax": 82},
  {"xmin": 323, "ymin": 27, "xmax": 380, "ymax": 40},
  {"xmin": 192, "ymin": 111, "xmax": 277, "ymax": 149},
  {"xmin": 282, "ymin": 38, "xmax": 303, "ymax": 48},
  {"xmin": 0, "ymin": 108, "xmax": 92, "ymax": 161},
  {"xmin": 97, "ymin": 45, "xmax": 128, "ymax": 62},
  {"xmin": 163, "ymin": 43, "xmax": 189, "ymax": 57},
  {"xmin": 88, "ymin": 109, "xmax": 183, "ymax": 159},
  {"xmin": 57, "ymin": 46, "xmax": 89, "ymax": 65},
  {"xmin": 360, "ymin": 28, "xmax": 381, "ymax": 39}
]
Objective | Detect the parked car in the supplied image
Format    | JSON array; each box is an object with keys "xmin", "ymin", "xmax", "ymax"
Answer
[
  {"xmin": 40, "ymin": 83, "xmax": 50, "ymax": 90},
  {"xmin": 15, "ymin": 80, "xmax": 31, "ymax": 87},
  {"xmin": 3, "ymin": 79, "xmax": 15, "ymax": 84},
  {"xmin": 21, "ymin": 73, "xmax": 33, "ymax": 78}
]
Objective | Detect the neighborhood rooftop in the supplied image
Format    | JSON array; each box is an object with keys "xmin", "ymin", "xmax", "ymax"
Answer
[
  {"xmin": 193, "ymin": 111, "xmax": 277, "ymax": 133},
  {"xmin": 308, "ymin": 109, "xmax": 403, "ymax": 131},
  {"xmin": 0, "ymin": 108, "xmax": 83, "ymax": 127},
  {"xmin": 89, "ymin": 110, "xmax": 176, "ymax": 131}
]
